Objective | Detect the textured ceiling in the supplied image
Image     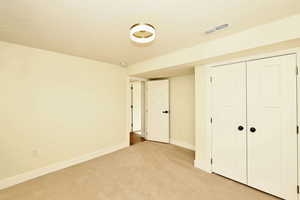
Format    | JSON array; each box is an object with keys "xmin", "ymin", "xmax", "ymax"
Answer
[{"xmin": 0, "ymin": 0, "xmax": 299, "ymax": 66}]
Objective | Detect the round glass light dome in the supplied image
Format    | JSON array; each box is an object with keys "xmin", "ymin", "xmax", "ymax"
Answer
[{"xmin": 130, "ymin": 23, "xmax": 156, "ymax": 43}]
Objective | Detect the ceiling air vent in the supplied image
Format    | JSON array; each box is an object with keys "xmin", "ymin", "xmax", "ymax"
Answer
[
  {"xmin": 205, "ymin": 24, "xmax": 229, "ymax": 34},
  {"xmin": 216, "ymin": 24, "xmax": 229, "ymax": 30},
  {"xmin": 205, "ymin": 29, "xmax": 216, "ymax": 34}
]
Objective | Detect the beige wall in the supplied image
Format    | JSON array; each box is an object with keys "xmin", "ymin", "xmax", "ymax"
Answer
[
  {"xmin": 0, "ymin": 41, "xmax": 127, "ymax": 180},
  {"xmin": 194, "ymin": 66, "xmax": 212, "ymax": 172},
  {"xmin": 169, "ymin": 74, "xmax": 195, "ymax": 148}
]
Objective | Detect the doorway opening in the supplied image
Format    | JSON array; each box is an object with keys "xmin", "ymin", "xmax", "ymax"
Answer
[
  {"xmin": 128, "ymin": 68, "xmax": 195, "ymax": 150},
  {"xmin": 130, "ymin": 79, "xmax": 146, "ymax": 145},
  {"xmin": 129, "ymin": 77, "xmax": 171, "ymax": 146}
]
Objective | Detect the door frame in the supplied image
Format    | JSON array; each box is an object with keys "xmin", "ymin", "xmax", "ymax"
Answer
[
  {"xmin": 297, "ymin": 51, "xmax": 300, "ymax": 200},
  {"xmin": 127, "ymin": 77, "xmax": 147, "ymax": 144},
  {"xmin": 195, "ymin": 48, "xmax": 300, "ymax": 199},
  {"xmin": 130, "ymin": 81, "xmax": 145, "ymax": 133}
]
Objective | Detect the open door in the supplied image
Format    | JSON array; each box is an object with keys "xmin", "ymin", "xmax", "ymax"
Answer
[{"xmin": 147, "ymin": 80, "xmax": 169, "ymax": 143}]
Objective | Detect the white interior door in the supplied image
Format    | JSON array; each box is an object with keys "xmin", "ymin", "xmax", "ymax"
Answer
[
  {"xmin": 147, "ymin": 80, "xmax": 169, "ymax": 143},
  {"xmin": 247, "ymin": 54, "xmax": 297, "ymax": 199},
  {"xmin": 211, "ymin": 62, "xmax": 247, "ymax": 184}
]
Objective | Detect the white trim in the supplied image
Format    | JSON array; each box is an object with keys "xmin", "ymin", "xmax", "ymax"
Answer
[
  {"xmin": 203, "ymin": 48, "xmax": 300, "ymax": 68},
  {"xmin": 129, "ymin": 77, "xmax": 147, "ymax": 82},
  {"xmin": 194, "ymin": 160, "xmax": 212, "ymax": 173},
  {"xmin": 170, "ymin": 139, "xmax": 194, "ymax": 151},
  {"xmin": 128, "ymin": 78, "xmax": 147, "ymax": 138},
  {"xmin": 126, "ymin": 76, "xmax": 132, "ymax": 145},
  {"xmin": 0, "ymin": 142, "xmax": 129, "ymax": 190},
  {"xmin": 297, "ymin": 51, "xmax": 300, "ymax": 200},
  {"xmin": 194, "ymin": 66, "xmax": 213, "ymax": 173}
]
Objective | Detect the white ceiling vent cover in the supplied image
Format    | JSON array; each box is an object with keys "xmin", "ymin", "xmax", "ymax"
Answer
[{"xmin": 205, "ymin": 24, "xmax": 229, "ymax": 34}]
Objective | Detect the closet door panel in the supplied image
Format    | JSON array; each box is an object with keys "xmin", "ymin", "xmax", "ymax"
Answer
[
  {"xmin": 247, "ymin": 54, "xmax": 297, "ymax": 199},
  {"xmin": 211, "ymin": 62, "xmax": 247, "ymax": 184}
]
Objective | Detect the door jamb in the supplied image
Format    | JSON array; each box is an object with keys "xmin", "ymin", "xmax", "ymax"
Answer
[{"xmin": 128, "ymin": 77, "xmax": 147, "ymax": 142}]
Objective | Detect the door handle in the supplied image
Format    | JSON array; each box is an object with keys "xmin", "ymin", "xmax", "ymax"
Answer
[
  {"xmin": 162, "ymin": 110, "xmax": 169, "ymax": 114},
  {"xmin": 250, "ymin": 127, "xmax": 256, "ymax": 133},
  {"xmin": 238, "ymin": 126, "xmax": 244, "ymax": 131}
]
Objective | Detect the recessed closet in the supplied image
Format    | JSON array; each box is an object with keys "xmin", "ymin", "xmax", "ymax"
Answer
[{"xmin": 211, "ymin": 54, "xmax": 298, "ymax": 199}]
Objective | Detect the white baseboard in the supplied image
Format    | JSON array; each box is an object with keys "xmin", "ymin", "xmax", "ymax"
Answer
[
  {"xmin": 170, "ymin": 139, "xmax": 195, "ymax": 151},
  {"xmin": 194, "ymin": 159, "xmax": 212, "ymax": 173},
  {"xmin": 0, "ymin": 142, "xmax": 129, "ymax": 190}
]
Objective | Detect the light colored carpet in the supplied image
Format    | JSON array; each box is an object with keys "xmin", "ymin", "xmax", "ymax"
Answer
[{"xmin": 0, "ymin": 141, "xmax": 278, "ymax": 200}]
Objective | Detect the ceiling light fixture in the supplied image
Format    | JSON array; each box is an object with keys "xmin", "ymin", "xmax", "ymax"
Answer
[{"xmin": 130, "ymin": 23, "xmax": 156, "ymax": 43}]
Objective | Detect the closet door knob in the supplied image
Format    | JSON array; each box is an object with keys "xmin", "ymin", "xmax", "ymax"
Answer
[
  {"xmin": 238, "ymin": 126, "xmax": 244, "ymax": 131},
  {"xmin": 250, "ymin": 127, "xmax": 256, "ymax": 133}
]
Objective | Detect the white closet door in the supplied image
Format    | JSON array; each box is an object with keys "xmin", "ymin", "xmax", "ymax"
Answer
[
  {"xmin": 212, "ymin": 62, "xmax": 247, "ymax": 184},
  {"xmin": 247, "ymin": 54, "xmax": 297, "ymax": 199}
]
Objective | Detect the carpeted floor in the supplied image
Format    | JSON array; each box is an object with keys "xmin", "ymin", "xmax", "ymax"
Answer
[{"xmin": 0, "ymin": 141, "xmax": 278, "ymax": 200}]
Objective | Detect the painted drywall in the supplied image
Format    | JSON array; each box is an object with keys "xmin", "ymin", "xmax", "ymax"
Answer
[
  {"xmin": 194, "ymin": 66, "xmax": 212, "ymax": 172},
  {"xmin": 128, "ymin": 14, "xmax": 300, "ymax": 76},
  {"xmin": 0, "ymin": 41, "xmax": 127, "ymax": 180},
  {"xmin": 169, "ymin": 74, "xmax": 195, "ymax": 149}
]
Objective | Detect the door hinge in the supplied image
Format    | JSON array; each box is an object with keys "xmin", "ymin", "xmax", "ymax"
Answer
[
  {"xmin": 210, "ymin": 158, "xmax": 213, "ymax": 165},
  {"xmin": 130, "ymin": 105, "xmax": 133, "ymax": 109},
  {"xmin": 296, "ymin": 66, "xmax": 299, "ymax": 76},
  {"xmin": 210, "ymin": 76, "xmax": 213, "ymax": 83},
  {"xmin": 210, "ymin": 117, "xmax": 213, "ymax": 124},
  {"xmin": 297, "ymin": 125, "xmax": 299, "ymax": 134},
  {"xmin": 130, "ymin": 86, "xmax": 133, "ymax": 90},
  {"xmin": 131, "ymin": 123, "xmax": 133, "ymax": 127},
  {"xmin": 297, "ymin": 185, "xmax": 299, "ymax": 194}
]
